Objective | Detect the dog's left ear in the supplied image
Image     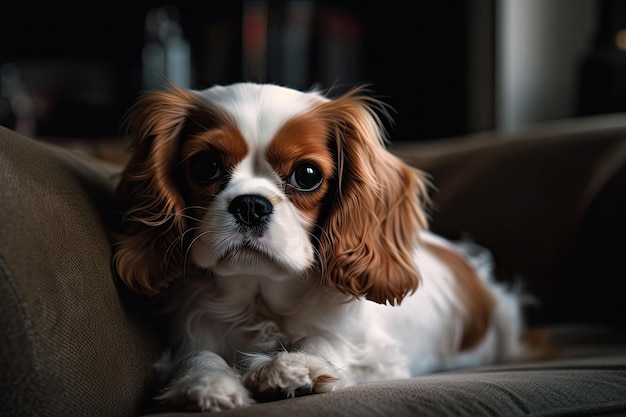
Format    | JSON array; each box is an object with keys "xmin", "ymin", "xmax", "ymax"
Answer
[
  {"xmin": 316, "ymin": 89, "xmax": 429, "ymax": 305},
  {"xmin": 113, "ymin": 87, "xmax": 207, "ymax": 296}
]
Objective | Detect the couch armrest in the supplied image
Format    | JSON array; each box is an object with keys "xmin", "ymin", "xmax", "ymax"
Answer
[{"xmin": 0, "ymin": 127, "xmax": 160, "ymax": 417}]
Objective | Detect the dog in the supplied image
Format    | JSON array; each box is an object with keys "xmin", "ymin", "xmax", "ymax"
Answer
[{"xmin": 113, "ymin": 82, "xmax": 530, "ymax": 412}]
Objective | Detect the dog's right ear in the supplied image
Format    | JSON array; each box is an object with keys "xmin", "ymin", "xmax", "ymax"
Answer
[
  {"xmin": 113, "ymin": 87, "xmax": 204, "ymax": 296},
  {"xmin": 314, "ymin": 89, "xmax": 430, "ymax": 306}
]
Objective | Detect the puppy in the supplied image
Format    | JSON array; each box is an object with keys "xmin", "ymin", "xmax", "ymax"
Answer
[{"xmin": 113, "ymin": 82, "xmax": 529, "ymax": 412}]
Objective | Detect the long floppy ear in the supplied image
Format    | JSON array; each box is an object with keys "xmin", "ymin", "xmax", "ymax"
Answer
[
  {"xmin": 316, "ymin": 88, "xmax": 429, "ymax": 305},
  {"xmin": 113, "ymin": 86, "xmax": 205, "ymax": 296}
]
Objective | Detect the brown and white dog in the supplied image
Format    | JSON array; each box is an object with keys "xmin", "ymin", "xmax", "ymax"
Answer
[{"xmin": 113, "ymin": 83, "xmax": 529, "ymax": 411}]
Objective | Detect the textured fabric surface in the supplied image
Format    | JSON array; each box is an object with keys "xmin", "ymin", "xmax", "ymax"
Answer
[
  {"xmin": 151, "ymin": 355, "xmax": 626, "ymax": 417},
  {"xmin": 0, "ymin": 126, "xmax": 160, "ymax": 417},
  {"xmin": 392, "ymin": 116, "xmax": 626, "ymax": 326}
]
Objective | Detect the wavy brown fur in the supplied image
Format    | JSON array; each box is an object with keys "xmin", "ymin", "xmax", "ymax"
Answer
[{"xmin": 313, "ymin": 89, "xmax": 430, "ymax": 305}]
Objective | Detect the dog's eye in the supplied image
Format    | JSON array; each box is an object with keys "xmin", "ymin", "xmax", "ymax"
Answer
[
  {"xmin": 188, "ymin": 152, "xmax": 222, "ymax": 184},
  {"xmin": 289, "ymin": 163, "xmax": 323, "ymax": 192}
]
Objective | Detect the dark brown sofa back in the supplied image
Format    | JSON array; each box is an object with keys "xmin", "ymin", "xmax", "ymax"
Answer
[{"xmin": 393, "ymin": 116, "xmax": 626, "ymax": 326}]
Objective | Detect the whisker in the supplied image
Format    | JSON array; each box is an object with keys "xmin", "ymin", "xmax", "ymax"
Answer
[
  {"xmin": 158, "ymin": 206, "xmax": 214, "ymax": 276},
  {"xmin": 182, "ymin": 229, "xmax": 214, "ymax": 279},
  {"xmin": 307, "ymin": 223, "xmax": 329, "ymax": 275},
  {"xmin": 186, "ymin": 113, "xmax": 212, "ymax": 132},
  {"xmin": 162, "ymin": 226, "xmax": 201, "ymax": 276}
]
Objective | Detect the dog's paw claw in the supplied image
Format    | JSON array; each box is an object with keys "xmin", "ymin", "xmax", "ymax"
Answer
[
  {"xmin": 256, "ymin": 383, "xmax": 312, "ymax": 403},
  {"xmin": 244, "ymin": 352, "xmax": 339, "ymax": 402},
  {"xmin": 294, "ymin": 384, "xmax": 313, "ymax": 397}
]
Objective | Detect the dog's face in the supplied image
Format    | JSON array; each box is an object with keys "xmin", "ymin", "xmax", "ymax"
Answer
[
  {"xmin": 184, "ymin": 85, "xmax": 334, "ymax": 278},
  {"xmin": 114, "ymin": 83, "xmax": 428, "ymax": 305}
]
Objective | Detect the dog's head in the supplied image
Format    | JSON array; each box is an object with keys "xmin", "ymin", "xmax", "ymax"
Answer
[{"xmin": 114, "ymin": 83, "xmax": 428, "ymax": 305}]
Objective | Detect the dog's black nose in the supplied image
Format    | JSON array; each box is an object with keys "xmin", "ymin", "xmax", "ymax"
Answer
[{"xmin": 228, "ymin": 195, "xmax": 273, "ymax": 227}]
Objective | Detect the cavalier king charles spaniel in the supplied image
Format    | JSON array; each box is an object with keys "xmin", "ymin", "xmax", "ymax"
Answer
[{"xmin": 113, "ymin": 82, "xmax": 530, "ymax": 411}]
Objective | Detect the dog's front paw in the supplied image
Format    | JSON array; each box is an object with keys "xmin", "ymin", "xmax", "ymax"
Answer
[
  {"xmin": 243, "ymin": 351, "xmax": 341, "ymax": 402},
  {"xmin": 158, "ymin": 369, "xmax": 254, "ymax": 412}
]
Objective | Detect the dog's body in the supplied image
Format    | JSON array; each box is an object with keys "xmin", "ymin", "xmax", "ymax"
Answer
[{"xmin": 113, "ymin": 83, "xmax": 528, "ymax": 411}]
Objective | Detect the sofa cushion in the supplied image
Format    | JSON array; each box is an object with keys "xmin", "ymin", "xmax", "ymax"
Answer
[
  {"xmin": 147, "ymin": 351, "xmax": 626, "ymax": 417},
  {"xmin": 0, "ymin": 126, "xmax": 160, "ymax": 417}
]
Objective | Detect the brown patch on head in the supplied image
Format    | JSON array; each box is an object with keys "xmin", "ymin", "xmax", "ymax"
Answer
[
  {"xmin": 113, "ymin": 85, "xmax": 247, "ymax": 296},
  {"xmin": 424, "ymin": 241, "xmax": 495, "ymax": 351},
  {"xmin": 306, "ymin": 87, "xmax": 429, "ymax": 305},
  {"xmin": 180, "ymin": 119, "xmax": 249, "ymax": 209},
  {"xmin": 265, "ymin": 114, "xmax": 335, "ymax": 223}
]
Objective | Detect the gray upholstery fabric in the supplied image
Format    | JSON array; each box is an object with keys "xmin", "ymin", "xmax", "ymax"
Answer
[
  {"xmin": 0, "ymin": 127, "xmax": 160, "ymax": 417},
  {"xmin": 152, "ymin": 355, "xmax": 626, "ymax": 417},
  {"xmin": 1, "ymin": 118, "xmax": 626, "ymax": 417}
]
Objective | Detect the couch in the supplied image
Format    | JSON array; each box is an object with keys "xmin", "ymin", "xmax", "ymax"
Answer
[{"xmin": 1, "ymin": 115, "xmax": 626, "ymax": 417}]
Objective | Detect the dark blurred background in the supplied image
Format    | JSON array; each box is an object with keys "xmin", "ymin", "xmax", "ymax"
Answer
[{"xmin": 1, "ymin": 0, "xmax": 626, "ymax": 141}]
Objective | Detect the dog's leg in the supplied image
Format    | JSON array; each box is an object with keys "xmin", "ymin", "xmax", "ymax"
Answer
[
  {"xmin": 158, "ymin": 351, "xmax": 253, "ymax": 411},
  {"xmin": 242, "ymin": 336, "xmax": 343, "ymax": 402}
]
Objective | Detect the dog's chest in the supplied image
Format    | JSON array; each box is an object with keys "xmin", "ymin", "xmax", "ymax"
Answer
[{"xmin": 178, "ymin": 274, "xmax": 319, "ymax": 359}]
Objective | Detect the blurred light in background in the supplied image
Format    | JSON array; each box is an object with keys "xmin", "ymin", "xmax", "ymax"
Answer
[
  {"xmin": 615, "ymin": 28, "xmax": 626, "ymax": 49},
  {"xmin": 497, "ymin": 0, "xmax": 596, "ymax": 133},
  {"xmin": 142, "ymin": 6, "xmax": 191, "ymax": 91},
  {"xmin": 1, "ymin": 0, "xmax": 626, "ymax": 140}
]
